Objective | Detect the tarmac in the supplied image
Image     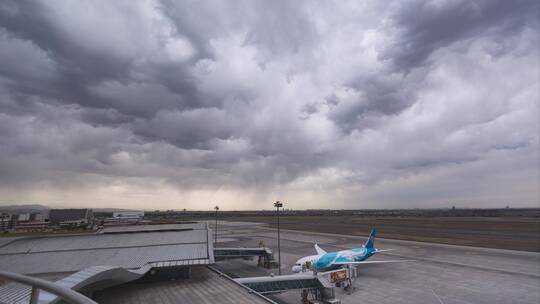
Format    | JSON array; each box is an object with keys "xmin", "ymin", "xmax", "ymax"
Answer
[{"xmin": 211, "ymin": 221, "xmax": 540, "ymax": 304}]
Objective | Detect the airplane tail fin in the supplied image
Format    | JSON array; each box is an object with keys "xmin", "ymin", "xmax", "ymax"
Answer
[
  {"xmin": 364, "ymin": 228, "xmax": 376, "ymax": 249},
  {"xmin": 314, "ymin": 244, "xmax": 327, "ymax": 255}
]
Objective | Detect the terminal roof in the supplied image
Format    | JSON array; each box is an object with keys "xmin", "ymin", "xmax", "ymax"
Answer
[{"xmin": 0, "ymin": 222, "xmax": 213, "ymax": 274}]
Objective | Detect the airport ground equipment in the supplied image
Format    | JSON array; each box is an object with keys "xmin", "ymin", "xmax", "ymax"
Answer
[{"xmin": 234, "ymin": 267, "xmax": 355, "ymax": 303}]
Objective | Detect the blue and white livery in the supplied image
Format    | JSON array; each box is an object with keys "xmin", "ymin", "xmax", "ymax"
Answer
[{"xmin": 291, "ymin": 228, "xmax": 404, "ymax": 273}]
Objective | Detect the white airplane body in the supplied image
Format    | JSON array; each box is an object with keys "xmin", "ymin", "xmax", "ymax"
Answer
[{"xmin": 291, "ymin": 228, "xmax": 405, "ymax": 273}]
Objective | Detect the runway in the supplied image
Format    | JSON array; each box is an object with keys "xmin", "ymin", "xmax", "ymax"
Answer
[{"xmin": 211, "ymin": 221, "xmax": 540, "ymax": 304}]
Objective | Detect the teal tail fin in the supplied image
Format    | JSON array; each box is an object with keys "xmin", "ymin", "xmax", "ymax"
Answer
[{"xmin": 364, "ymin": 228, "xmax": 376, "ymax": 249}]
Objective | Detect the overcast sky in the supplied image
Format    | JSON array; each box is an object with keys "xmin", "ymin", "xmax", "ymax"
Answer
[{"xmin": 0, "ymin": 0, "xmax": 538, "ymax": 210}]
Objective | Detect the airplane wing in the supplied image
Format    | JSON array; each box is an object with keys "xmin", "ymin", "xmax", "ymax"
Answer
[
  {"xmin": 314, "ymin": 244, "xmax": 327, "ymax": 255},
  {"xmin": 374, "ymin": 249, "xmax": 394, "ymax": 253},
  {"xmin": 333, "ymin": 259, "xmax": 414, "ymax": 265}
]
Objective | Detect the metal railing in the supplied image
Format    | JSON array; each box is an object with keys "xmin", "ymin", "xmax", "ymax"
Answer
[{"xmin": 0, "ymin": 270, "xmax": 97, "ymax": 304}]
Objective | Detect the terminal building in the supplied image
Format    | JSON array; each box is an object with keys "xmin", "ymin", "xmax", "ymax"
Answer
[
  {"xmin": 112, "ymin": 211, "xmax": 144, "ymax": 221},
  {"xmin": 0, "ymin": 222, "xmax": 275, "ymax": 304},
  {"xmin": 101, "ymin": 211, "xmax": 146, "ymax": 226},
  {"xmin": 48, "ymin": 209, "xmax": 94, "ymax": 228}
]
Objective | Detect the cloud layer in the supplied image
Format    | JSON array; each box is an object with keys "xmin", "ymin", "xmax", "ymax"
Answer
[{"xmin": 0, "ymin": 0, "xmax": 538, "ymax": 210}]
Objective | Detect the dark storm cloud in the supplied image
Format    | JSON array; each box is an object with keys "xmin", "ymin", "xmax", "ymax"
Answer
[
  {"xmin": 381, "ymin": 0, "xmax": 539, "ymax": 72},
  {"xmin": 328, "ymin": 71, "xmax": 424, "ymax": 131},
  {"xmin": 329, "ymin": 0, "xmax": 539, "ymax": 132},
  {"xmin": 0, "ymin": 0, "xmax": 212, "ymax": 120},
  {"xmin": 0, "ymin": 1, "xmax": 130, "ymax": 108},
  {"xmin": 160, "ymin": 0, "xmax": 318, "ymax": 57},
  {"xmin": 0, "ymin": 0, "xmax": 538, "ymax": 208}
]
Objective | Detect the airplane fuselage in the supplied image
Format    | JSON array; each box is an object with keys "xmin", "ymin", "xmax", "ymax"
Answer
[{"xmin": 292, "ymin": 247, "xmax": 375, "ymax": 273}]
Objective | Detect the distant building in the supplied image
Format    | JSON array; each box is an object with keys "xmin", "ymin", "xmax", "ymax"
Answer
[
  {"xmin": 49, "ymin": 209, "xmax": 94, "ymax": 228},
  {"xmin": 14, "ymin": 212, "xmax": 49, "ymax": 231},
  {"xmin": 30, "ymin": 213, "xmax": 45, "ymax": 221},
  {"xmin": 15, "ymin": 220, "xmax": 49, "ymax": 231},
  {"xmin": 112, "ymin": 211, "xmax": 144, "ymax": 220},
  {"xmin": 101, "ymin": 211, "xmax": 145, "ymax": 226},
  {"xmin": 18, "ymin": 213, "xmax": 30, "ymax": 221},
  {"xmin": 0, "ymin": 213, "xmax": 14, "ymax": 231}
]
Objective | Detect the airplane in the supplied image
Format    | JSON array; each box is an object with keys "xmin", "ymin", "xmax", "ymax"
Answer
[{"xmin": 291, "ymin": 228, "xmax": 407, "ymax": 273}]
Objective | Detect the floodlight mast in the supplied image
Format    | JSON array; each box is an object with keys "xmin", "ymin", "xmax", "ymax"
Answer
[
  {"xmin": 274, "ymin": 201, "xmax": 283, "ymax": 275},
  {"xmin": 214, "ymin": 205, "xmax": 219, "ymax": 244}
]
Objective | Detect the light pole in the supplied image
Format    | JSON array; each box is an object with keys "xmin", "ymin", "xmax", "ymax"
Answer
[
  {"xmin": 214, "ymin": 205, "xmax": 219, "ymax": 244},
  {"xmin": 274, "ymin": 200, "xmax": 283, "ymax": 275}
]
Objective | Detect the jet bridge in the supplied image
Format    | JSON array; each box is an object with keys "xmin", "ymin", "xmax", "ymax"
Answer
[
  {"xmin": 234, "ymin": 267, "xmax": 355, "ymax": 304},
  {"xmin": 214, "ymin": 247, "xmax": 276, "ymax": 268},
  {"xmin": 235, "ymin": 273, "xmax": 322, "ymax": 294}
]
